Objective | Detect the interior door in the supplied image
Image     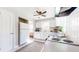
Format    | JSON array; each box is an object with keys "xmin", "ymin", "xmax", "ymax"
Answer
[{"xmin": 0, "ymin": 9, "xmax": 14, "ymax": 51}]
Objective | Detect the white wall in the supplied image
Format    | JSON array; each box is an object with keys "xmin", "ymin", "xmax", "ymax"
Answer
[
  {"xmin": 56, "ymin": 8, "xmax": 79, "ymax": 44},
  {"xmin": 35, "ymin": 18, "xmax": 56, "ymax": 32},
  {"xmin": 0, "ymin": 8, "xmax": 17, "ymax": 51},
  {"xmin": 34, "ymin": 18, "xmax": 56, "ymax": 40},
  {"xmin": 49, "ymin": 18, "xmax": 56, "ymax": 27},
  {"xmin": 56, "ymin": 17, "xmax": 67, "ymax": 33},
  {"xmin": 66, "ymin": 8, "xmax": 79, "ymax": 44},
  {"xmin": 66, "ymin": 16, "xmax": 79, "ymax": 44},
  {"xmin": 1, "ymin": 7, "xmax": 35, "ymax": 20},
  {"xmin": 35, "ymin": 20, "xmax": 50, "ymax": 32},
  {"xmin": 0, "ymin": 8, "xmax": 33, "ymax": 51}
]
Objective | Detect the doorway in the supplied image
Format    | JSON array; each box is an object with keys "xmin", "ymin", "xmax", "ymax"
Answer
[{"xmin": 18, "ymin": 17, "xmax": 29, "ymax": 46}]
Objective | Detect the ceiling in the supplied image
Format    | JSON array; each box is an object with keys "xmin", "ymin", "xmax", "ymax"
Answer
[
  {"xmin": 1, "ymin": 7, "xmax": 55, "ymax": 20},
  {"xmin": 0, "ymin": 7, "xmax": 76, "ymax": 20}
]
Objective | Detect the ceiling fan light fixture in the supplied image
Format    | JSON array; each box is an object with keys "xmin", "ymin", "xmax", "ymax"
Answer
[{"xmin": 34, "ymin": 7, "xmax": 47, "ymax": 17}]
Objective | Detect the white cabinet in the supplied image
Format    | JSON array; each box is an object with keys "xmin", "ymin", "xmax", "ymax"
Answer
[{"xmin": 0, "ymin": 9, "xmax": 15, "ymax": 51}]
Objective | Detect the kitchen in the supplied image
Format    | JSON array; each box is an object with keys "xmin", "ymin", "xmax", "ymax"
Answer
[
  {"xmin": 17, "ymin": 7, "xmax": 79, "ymax": 52},
  {"xmin": 0, "ymin": 7, "xmax": 79, "ymax": 52}
]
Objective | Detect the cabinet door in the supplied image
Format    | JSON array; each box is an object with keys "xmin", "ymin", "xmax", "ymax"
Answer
[{"xmin": 0, "ymin": 9, "xmax": 14, "ymax": 51}]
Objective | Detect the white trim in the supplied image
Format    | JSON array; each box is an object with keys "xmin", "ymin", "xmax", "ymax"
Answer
[{"xmin": 9, "ymin": 42, "xmax": 33, "ymax": 52}]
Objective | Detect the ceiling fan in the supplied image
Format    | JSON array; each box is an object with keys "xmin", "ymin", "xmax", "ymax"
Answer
[{"xmin": 34, "ymin": 10, "xmax": 47, "ymax": 17}]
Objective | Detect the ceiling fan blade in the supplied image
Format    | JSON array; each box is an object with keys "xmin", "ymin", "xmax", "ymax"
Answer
[{"xmin": 42, "ymin": 11, "xmax": 47, "ymax": 14}]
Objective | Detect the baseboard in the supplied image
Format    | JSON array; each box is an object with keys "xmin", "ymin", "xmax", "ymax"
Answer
[{"xmin": 9, "ymin": 42, "xmax": 33, "ymax": 52}]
